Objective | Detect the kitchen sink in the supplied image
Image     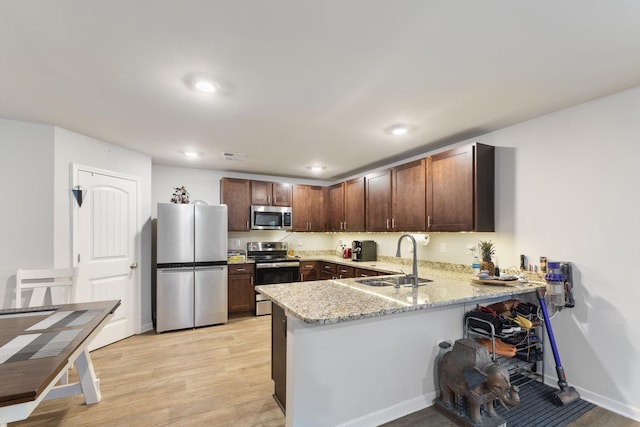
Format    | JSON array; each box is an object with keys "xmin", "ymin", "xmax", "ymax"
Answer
[{"xmin": 355, "ymin": 276, "xmax": 432, "ymax": 287}]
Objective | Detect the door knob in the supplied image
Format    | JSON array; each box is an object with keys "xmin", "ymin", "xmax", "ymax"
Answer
[{"xmin": 130, "ymin": 262, "xmax": 138, "ymax": 269}]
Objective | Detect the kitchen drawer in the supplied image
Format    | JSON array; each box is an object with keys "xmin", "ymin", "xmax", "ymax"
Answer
[
  {"xmin": 299, "ymin": 261, "xmax": 316, "ymax": 271},
  {"xmin": 336, "ymin": 265, "xmax": 355, "ymax": 278},
  {"xmin": 355, "ymin": 267, "xmax": 380, "ymax": 277},
  {"xmin": 299, "ymin": 261, "xmax": 317, "ymax": 281},
  {"xmin": 319, "ymin": 262, "xmax": 337, "ymax": 274},
  {"xmin": 228, "ymin": 263, "xmax": 255, "ymax": 275},
  {"xmin": 318, "ymin": 262, "xmax": 337, "ymax": 280}
]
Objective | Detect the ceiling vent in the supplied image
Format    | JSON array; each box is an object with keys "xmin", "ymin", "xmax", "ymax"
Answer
[{"xmin": 221, "ymin": 152, "xmax": 246, "ymax": 161}]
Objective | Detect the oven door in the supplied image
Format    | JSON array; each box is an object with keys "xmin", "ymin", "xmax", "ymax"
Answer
[{"xmin": 255, "ymin": 262, "xmax": 299, "ymax": 316}]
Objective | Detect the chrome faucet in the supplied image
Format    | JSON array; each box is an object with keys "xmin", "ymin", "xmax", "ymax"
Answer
[{"xmin": 396, "ymin": 234, "xmax": 419, "ymax": 287}]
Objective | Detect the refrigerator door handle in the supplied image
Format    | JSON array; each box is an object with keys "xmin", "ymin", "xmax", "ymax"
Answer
[{"xmin": 195, "ymin": 266, "xmax": 226, "ymax": 271}]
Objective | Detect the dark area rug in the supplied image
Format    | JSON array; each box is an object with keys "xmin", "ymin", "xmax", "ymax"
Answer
[{"xmin": 496, "ymin": 378, "xmax": 595, "ymax": 427}]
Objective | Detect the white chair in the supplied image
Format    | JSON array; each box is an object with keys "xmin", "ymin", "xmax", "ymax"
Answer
[
  {"xmin": 15, "ymin": 267, "xmax": 77, "ymax": 309},
  {"xmin": 15, "ymin": 267, "xmax": 78, "ymax": 385}
]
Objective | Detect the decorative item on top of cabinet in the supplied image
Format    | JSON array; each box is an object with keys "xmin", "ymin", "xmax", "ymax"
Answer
[
  {"xmin": 365, "ymin": 159, "xmax": 426, "ymax": 232},
  {"xmin": 251, "ymin": 180, "xmax": 292, "ymax": 207},
  {"xmin": 292, "ymin": 184, "xmax": 324, "ymax": 232},
  {"xmin": 170, "ymin": 186, "xmax": 190, "ymax": 204},
  {"xmin": 228, "ymin": 263, "xmax": 255, "ymax": 313},
  {"xmin": 220, "ymin": 178, "xmax": 251, "ymax": 231},
  {"xmin": 427, "ymin": 143, "xmax": 495, "ymax": 232},
  {"xmin": 326, "ymin": 177, "xmax": 365, "ymax": 232}
]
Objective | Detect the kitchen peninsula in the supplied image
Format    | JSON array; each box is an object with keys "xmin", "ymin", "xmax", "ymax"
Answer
[{"xmin": 256, "ymin": 263, "xmax": 543, "ymax": 427}]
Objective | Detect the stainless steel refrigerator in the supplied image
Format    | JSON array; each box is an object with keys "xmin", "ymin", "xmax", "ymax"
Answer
[{"xmin": 156, "ymin": 203, "xmax": 228, "ymax": 333}]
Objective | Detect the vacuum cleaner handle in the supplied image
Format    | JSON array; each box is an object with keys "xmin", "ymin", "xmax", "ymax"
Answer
[
  {"xmin": 536, "ymin": 288, "xmax": 562, "ymax": 366},
  {"xmin": 536, "ymin": 288, "xmax": 568, "ymax": 388},
  {"xmin": 536, "ymin": 287, "xmax": 581, "ymax": 405}
]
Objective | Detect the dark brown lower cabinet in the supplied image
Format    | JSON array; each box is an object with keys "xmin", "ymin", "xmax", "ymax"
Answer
[
  {"xmin": 299, "ymin": 260, "xmax": 317, "ymax": 281},
  {"xmin": 228, "ymin": 264, "xmax": 255, "ymax": 313},
  {"xmin": 272, "ymin": 303, "xmax": 286, "ymax": 412}
]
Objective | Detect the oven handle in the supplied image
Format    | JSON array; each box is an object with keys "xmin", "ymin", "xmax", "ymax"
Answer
[{"xmin": 255, "ymin": 262, "xmax": 300, "ymax": 269}]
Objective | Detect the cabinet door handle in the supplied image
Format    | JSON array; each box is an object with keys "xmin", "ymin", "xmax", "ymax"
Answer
[
  {"xmin": 250, "ymin": 276, "xmax": 254, "ymax": 285},
  {"xmin": 392, "ymin": 218, "xmax": 396, "ymax": 229},
  {"xmin": 246, "ymin": 220, "xmax": 250, "ymax": 229},
  {"xmin": 427, "ymin": 215, "xmax": 431, "ymax": 228},
  {"xmin": 386, "ymin": 218, "xmax": 390, "ymax": 230},
  {"xmin": 236, "ymin": 268, "xmax": 246, "ymax": 272}
]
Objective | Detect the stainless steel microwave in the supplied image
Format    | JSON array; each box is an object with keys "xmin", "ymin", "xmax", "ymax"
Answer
[{"xmin": 250, "ymin": 205, "xmax": 292, "ymax": 230}]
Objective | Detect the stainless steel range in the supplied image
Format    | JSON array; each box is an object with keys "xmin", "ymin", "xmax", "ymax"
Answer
[{"xmin": 247, "ymin": 241, "xmax": 300, "ymax": 315}]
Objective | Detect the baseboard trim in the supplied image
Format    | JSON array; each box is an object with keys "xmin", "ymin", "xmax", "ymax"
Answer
[
  {"xmin": 336, "ymin": 392, "xmax": 436, "ymax": 427},
  {"xmin": 140, "ymin": 322, "xmax": 154, "ymax": 333},
  {"xmin": 543, "ymin": 374, "xmax": 640, "ymax": 422}
]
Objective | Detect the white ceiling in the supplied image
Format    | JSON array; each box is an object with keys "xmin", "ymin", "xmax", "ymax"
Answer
[{"xmin": 2, "ymin": 1, "xmax": 640, "ymax": 180}]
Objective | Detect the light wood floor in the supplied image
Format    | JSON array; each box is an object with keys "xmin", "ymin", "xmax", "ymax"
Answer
[
  {"xmin": 11, "ymin": 314, "xmax": 639, "ymax": 427},
  {"xmin": 12, "ymin": 314, "xmax": 284, "ymax": 427}
]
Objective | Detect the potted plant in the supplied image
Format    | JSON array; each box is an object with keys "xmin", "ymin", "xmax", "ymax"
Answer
[{"xmin": 478, "ymin": 240, "xmax": 496, "ymax": 275}]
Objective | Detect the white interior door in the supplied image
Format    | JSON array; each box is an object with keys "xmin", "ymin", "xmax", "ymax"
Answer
[{"xmin": 75, "ymin": 168, "xmax": 139, "ymax": 350}]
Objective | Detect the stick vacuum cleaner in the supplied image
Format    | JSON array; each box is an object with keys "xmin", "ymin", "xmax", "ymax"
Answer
[{"xmin": 535, "ymin": 287, "xmax": 580, "ymax": 406}]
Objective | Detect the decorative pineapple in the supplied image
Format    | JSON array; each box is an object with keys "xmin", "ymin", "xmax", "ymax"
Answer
[{"xmin": 478, "ymin": 240, "xmax": 496, "ymax": 275}]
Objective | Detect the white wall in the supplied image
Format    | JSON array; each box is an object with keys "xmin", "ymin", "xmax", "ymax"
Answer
[
  {"xmin": 0, "ymin": 119, "xmax": 54, "ymax": 308},
  {"xmin": 54, "ymin": 128, "xmax": 153, "ymax": 330},
  {"xmin": 476, "ymin": 87, "xmax": 640, "ymax": 420}
]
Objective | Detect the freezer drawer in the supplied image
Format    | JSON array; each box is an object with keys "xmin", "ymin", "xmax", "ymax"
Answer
[
  {"xmin": 157, "ymin": 268, "xmax": 195, "ymax": 332},
  {"xmin": 195, "ymin": 266, "xmax": 228, "ymax": 327}
]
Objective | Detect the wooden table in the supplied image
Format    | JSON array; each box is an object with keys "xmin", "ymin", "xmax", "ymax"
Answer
[{"xmin": 0, "ymin": 300, "xmax": 120, "ymax": 426}]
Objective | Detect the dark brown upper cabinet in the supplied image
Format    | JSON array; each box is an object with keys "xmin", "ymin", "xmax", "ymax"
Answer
[
  {"xmin": 392, "ymin": 159, "xmax": 426, "ymax": 231},
  {"xmin": 220, "ymin": 177, "xmax": 251, "ymax": 231},
  {"xmin": 366, "ymin": 159, "xmax": 426, "ymax": 232},
  {"xmin": 251, "ymin": 180, "xmax": 292, "ymax": 207},
  {"xmin": 326, "ymin": 177, "xmax": 365, "ymax": 232},
  {"xmin": 427, "ymin": 142, "xmax": 494, "ymax": 232},
  {"xmin": 292, "ymin": 184, "xmax": 324, "ymax": 232}
]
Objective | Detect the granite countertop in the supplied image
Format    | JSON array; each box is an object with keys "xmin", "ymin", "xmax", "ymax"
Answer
[{"xmin": 255, "ymin": 257, "xmax": 545, "ymax": 325}]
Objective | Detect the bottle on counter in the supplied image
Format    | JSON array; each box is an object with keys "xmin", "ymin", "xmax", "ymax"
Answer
[{"xmin": 472, "ymin": 255, "xmax": 481, "ymax": 276}]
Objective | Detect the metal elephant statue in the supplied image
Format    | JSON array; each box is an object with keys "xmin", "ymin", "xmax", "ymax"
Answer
[{"xmin": 437, "ymin": 338, "xmax": 520, "ymax": 425}]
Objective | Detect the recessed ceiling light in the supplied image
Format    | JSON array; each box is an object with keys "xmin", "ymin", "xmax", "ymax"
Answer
[
  {"xmin": 193, "ymin": 79, "xmax": 218, "ymax": 93},
  {"xmin": 307, "ymin": 165, "xmax": 326, "ymax": 173},
  {"xmin": 385, "ymin": 124, "xmax": 413, "ymax": 136},
  {"xmin": 185, "ymin": 73, "xmax": 221, "ymax": 94},
  {"xmin": 182, "ymin": 150, "xmax": 201, "ymax": 158}
]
